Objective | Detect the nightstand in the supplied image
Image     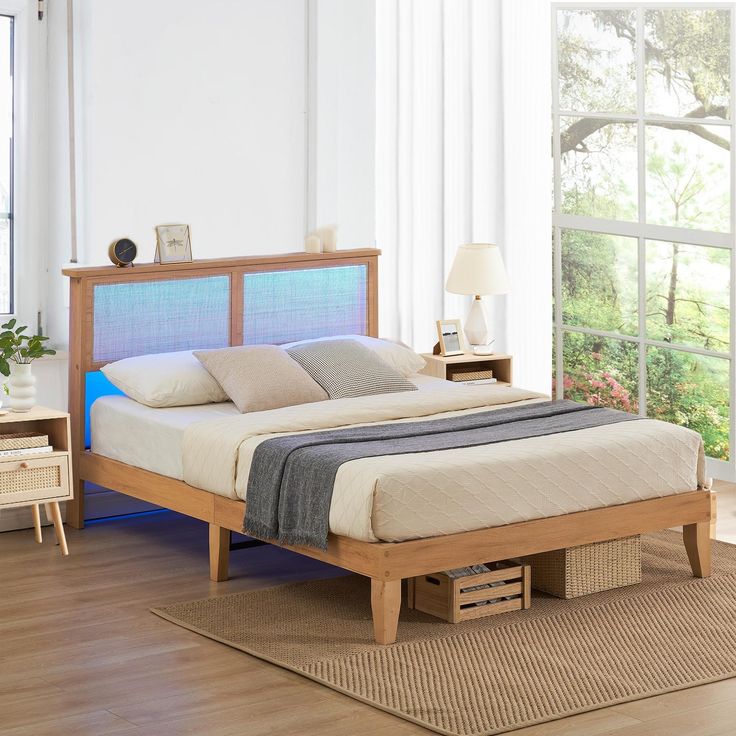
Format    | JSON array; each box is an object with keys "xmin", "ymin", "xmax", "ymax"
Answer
[
  {"xmin": 0, "ymin": 407, "xmax": 72, "ymax": 555},
  {"xmin": 420, "ymin": 352, "xmax": 513, "ymax": 386}
]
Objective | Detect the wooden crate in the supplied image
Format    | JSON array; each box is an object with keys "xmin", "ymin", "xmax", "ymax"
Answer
[
  {"xmin": 523, "ymin": 536, "xmax": 642, "ymax": 599},
  {"xmin": 407, "ymin": 560, "xmax": 531, "ymax": 623}
]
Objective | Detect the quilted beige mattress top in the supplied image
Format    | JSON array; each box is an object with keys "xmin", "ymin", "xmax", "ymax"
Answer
[{"xmin": 182, "ymin": 385, "xmax": 706, "ymax": 543}]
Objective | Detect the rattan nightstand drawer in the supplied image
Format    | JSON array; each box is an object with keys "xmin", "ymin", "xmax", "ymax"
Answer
[{"xmin": 0, "ymin": 455, "xmax": 71, "ymax": 507}]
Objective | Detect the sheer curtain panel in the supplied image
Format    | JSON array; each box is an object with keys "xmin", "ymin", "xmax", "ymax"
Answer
[{"xmin": 376, "ymin": 0, "xmax": 551, "ymax": 393}]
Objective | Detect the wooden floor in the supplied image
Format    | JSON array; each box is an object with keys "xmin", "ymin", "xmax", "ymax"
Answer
[{"xmin": 1, "ymin": 482, "xmax": 735, "ymax": 736}]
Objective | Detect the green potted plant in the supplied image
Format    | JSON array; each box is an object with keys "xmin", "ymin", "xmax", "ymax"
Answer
[{"xmin": 0, "ymin": 319, "xmax": 56, "ymax": 412}]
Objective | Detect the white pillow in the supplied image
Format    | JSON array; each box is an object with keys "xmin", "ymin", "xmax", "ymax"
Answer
[
  {"xmin": 101, "ymin": 350, "xmax": 230, "ymax": 408},
  {"xmin": 282, "ymin": 335, "xmax": 425, "ymax": 377}
]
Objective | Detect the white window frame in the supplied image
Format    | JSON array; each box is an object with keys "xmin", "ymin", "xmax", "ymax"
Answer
[
  {"xmin": 0, "ymin": 0, "xmax": 44, "ymax": 328},
  {"xmin": 552, "ymin": 2, "xmax": 736, "ymax": 480}
]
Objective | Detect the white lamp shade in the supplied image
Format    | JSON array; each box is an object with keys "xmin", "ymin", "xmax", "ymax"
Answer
[{"xmin": 445, "ymin": 243, "xmax": 510, "ymax": 296}]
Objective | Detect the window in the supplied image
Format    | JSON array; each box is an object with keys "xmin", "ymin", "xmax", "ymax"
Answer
[
  {"xmin": 0, "ymin": 15, "xmax": 11, "ymax": 314},
  {"xmin": 552, "ymin": 6, "xmax": 734, "ymax": 470}
]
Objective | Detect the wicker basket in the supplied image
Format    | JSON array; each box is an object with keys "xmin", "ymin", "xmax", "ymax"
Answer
[
  {"xmin": 0, "ymin": 432, "xmax": 49, "ymax": 451},
  {"xmin": 450, "ymin": 369, "xmax": 493, "ymax": 382},
  {"xmin": 523, "ymin": 536, "xmax": 641, "ymax": 599}
]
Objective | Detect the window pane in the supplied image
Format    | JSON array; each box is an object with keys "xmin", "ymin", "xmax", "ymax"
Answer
[
  {"xmin": 645, "ymin": 9, "xmax": 730, "ymax": 119},
  {"xmin": 561, "ymin": 117, "xmax": 637, "ymax": 220},
  {"xmin": 557, "ymin": 9, "xmax": 636, "ymax": 114},
  {"xmin": 562, "ymin": 332, "xmax": 639, "ymax": 413},
  {"xmin": 0, "ymin": 16, "xmax": 11, "ymax": 314},
  {"xmin": 646, "ymin": 125, "xmax": 730, "ymax": 233},
  {"xmin": 646, "ymin": 241, "xmax": 729, "ymax": 351},
  {"xmin": 561, "ymin": 230, "xmax": 637, "ymax": 335},
  {"xmin": 646, "ymin": 347, "xmax": 729, "ymax": 460},
  {"xmin": 551, "ymin": 329, "xmax": 557, "ymax": 398}
]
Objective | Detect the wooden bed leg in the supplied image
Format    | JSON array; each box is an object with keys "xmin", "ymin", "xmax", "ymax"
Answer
[
  {"xmin": 683, "ymin": 521, "xmax": 712, "ymax": 578},
  {"xmin": 66, "ymin": 480, "xmax": 85, "ymax": 529},
  {"xmin": 209, "ymin": 524, "xmax": 230, "ymax": 582},
  {"xmin": 371, "ymin": 579, "xmax": 401, "ymax": 645}
]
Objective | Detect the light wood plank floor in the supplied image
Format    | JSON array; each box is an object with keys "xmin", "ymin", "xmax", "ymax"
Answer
[{"xmin": 1, "ymin": 482, "xmax": 735, "ymax": 736}]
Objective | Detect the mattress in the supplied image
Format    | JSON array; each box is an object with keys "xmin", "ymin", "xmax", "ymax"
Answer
[
  {"xmin": 91, "ymin": 398, "xmax": 241, "ymax": 480},
  {"xmin": 181, "ymin": 384, "xmax": 706, "ymax": 543},
  {"xmin": 92, "ymin": 379, "xmax": 705, "ymax": 544},
  {"xmin": 90, "ymin": 373, "xmax": 448, "ymax": 480}
]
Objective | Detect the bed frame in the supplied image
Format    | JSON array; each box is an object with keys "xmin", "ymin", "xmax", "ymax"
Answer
[{"xmin": 64, "ymin": 249, "xmax": 715, "ymax": 644}]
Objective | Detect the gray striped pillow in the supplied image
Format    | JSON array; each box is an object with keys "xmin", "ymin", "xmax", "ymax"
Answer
[{"xmin": 286, "ymin": 339, "xmax": 418, "ymax": 399}]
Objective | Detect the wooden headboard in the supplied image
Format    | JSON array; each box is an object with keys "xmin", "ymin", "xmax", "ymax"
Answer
[{"xmin": 63, "ymin": 247, "xmax": 380, "ymax": 527}]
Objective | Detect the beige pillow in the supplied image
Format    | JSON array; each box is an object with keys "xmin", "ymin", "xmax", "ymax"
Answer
[{"xmin": 194, "ymin": 345, "xmax": 328, "ymax": 413}]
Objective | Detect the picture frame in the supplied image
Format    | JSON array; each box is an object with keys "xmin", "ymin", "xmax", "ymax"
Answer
[
  {"xmin": 436, "ymin": 319, "xmax": 465, "ymax": 356},
  {"xmin": 155, "ymin": 224, "xmax": 193, "ymax": 264}
]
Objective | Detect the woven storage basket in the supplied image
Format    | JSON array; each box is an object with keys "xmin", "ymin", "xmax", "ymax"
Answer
[
  {"xmin": 524, "ymin": 536, "xmax": 641, "ymax": 599},
  {"xmin": 450, "ymin": 370, "xmax": 493, "ymax": 382},
  {"xmin": 0, "ymin": 432, "xmax": 48, "ymax": 451}
]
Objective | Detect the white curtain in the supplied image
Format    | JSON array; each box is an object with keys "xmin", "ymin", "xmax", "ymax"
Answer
[{"xmin": 376, "ymin": 0, "xmax": 551, "ymax": 394}]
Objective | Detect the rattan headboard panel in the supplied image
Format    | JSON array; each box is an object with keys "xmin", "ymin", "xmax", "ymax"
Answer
[
  {"xmin": 243, "ymin": 265, "xmax": 368, "ymax": 344},
  {"xmin": 92, "ymin": 275, "xmax": 231, "ymax": 363}
]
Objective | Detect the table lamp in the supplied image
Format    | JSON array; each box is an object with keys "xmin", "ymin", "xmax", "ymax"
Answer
[{"xmin": 445, "ymin": 243, "xmax": 509, "ymax": 354}]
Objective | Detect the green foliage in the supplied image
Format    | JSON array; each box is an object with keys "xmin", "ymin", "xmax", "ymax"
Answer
[
  {"xmin": 557, "ymin": 9, "xmax": 637, "ymax": 113},
  {"xmin": 561, "ymin": 228, "xmax": 637, "ymax": 335},
  {"xmin": 646, "ymin": 132, "xmax": 729, "ymax": 233},
  {"xmin": 646, "ymin": 349, "xmax": 729, "ymax": 460},
  {"xmin": 0, "ymin": 319, "xmax": 56, "ymax": 378},
  {"xmin": 646, "ymin": 242, "xmax": 729, "ymax": 351},
  {"xmin": 645, "ymin": 9, "xmax": 730, "ymax": 115}
]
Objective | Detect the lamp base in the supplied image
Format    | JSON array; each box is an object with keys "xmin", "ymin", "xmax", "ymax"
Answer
[
  {"xmin": 464, "ymin": 296, "xmax": 492, "ymax": 347},
  {"xmin": 472, "ymin": 345, "xmax": 495, "ymax": 356}
]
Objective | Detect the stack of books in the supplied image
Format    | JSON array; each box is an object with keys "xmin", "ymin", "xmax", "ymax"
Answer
[{"xmin": 0, "ymin": 432, "xmax": 53, "ymax": 458}]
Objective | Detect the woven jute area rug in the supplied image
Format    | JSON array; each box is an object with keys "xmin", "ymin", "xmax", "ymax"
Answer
[{"xmin": 152, "ymin": 531, "xmax": 736, "ymax": 736}]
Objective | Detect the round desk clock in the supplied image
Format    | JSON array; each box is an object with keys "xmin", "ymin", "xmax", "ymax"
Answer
[{"xmin": 108, "ymin": 238, "xmax": 138, "ymax": 267}]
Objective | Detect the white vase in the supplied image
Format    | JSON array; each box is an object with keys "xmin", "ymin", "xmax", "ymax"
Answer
[
  {"xmin": 9, "ymin": 363, "xmax": 36, "ymax": 412},
  {"xmin": 464, "ymin": 296, "xmax": 492, "ymax": 347}
]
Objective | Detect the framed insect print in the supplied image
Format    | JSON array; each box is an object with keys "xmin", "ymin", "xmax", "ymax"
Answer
[{"xmin": 155, "ymin": 224, "xmax": 193, "ymax": 264}]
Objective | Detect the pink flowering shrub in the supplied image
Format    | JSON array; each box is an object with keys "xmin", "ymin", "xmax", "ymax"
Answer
[{"xmin": 553, "ymin": 369, "xmax": 637, "ymax": 414}]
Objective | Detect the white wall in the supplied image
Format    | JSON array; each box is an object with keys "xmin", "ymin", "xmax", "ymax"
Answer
[
  {"xmin": 78, "ymin": 0, "xmax": 307, "ymax": 264},
  {"xmin": 308, "ymin": 0, "xmax": 375, "ymax": 247},
  {"xmin": 45, "ymin": 0, "xmax": 376, "ymax": 348}
]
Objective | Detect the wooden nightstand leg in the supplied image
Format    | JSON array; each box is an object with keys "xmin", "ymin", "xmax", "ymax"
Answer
[
  {"xmin": 45, "ymin": 502, "xmax": 69, "ymax": 556},
  {"xmin": 31, "ymin": 504, "xmax": 43, "ymax": 544}
]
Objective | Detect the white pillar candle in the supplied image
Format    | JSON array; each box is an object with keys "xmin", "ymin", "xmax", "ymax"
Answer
[
  {"xmin": 304, "ymin": 234, "xmax": 322, "ymax": 253},
  {"xmin": 319, "ymin": 225, "xmax": 338, "ymax": 252}
]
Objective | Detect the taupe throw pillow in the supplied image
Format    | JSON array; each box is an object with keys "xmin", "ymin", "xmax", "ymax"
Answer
[
  {"xmin": 286, "ymin": 339, "xmax": 418, "ymax": 399},
  {"xmin": 194, "ymin": 345, "xmax": 328, "ymax": 413}
]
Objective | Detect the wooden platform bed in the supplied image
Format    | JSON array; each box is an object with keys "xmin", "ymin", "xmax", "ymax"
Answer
[{"xmin": 64, "ymin": 249, "xmax": 715, "ymax": 645}]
